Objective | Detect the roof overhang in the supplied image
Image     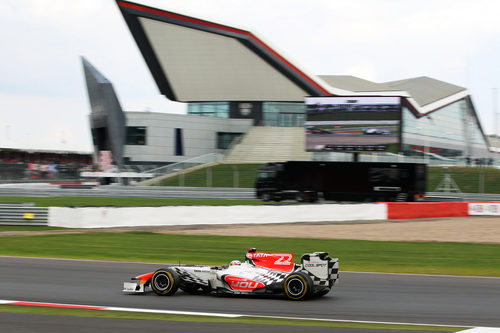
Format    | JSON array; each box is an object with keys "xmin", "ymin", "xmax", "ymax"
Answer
[
  {"xmin": 405, "ymin": 89, "xmax": 470, "ymax": 117},
  {"xmin": 116, "ymin": 0, "xmax": 344, "ymax": 101},
  {"xmin": 116, "ymin": 1, "xmax": 472, "ymax": 116}
]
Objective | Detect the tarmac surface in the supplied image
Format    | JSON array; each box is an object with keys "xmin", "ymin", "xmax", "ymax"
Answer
[
  {"xmin": 0, "ymin": 312, "xmax": 433, "ymax": 333},
  {"xmin": 1, "ymin": 256, "xmax": 499, "ymax": 328}
]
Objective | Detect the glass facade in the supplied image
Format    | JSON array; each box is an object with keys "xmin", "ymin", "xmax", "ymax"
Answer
[
  {"xmin": 262, "ymin": 102, "xmax": 305, "ymax": 126},
  {"xmin": 403, "ymin": 100, "xmax": 466, "ymax": 142},
  {"xmin": 188, "ymin": 102, "xmax": 306, "ymax": 126},
  {"xmin": 401, "ymin": 99, "xmax": 488, "ymax": 158},
  {"xmin": 187, "ymin": 99, "xmax": 490, "ymax": 160},
  {"xmin": 188, "ymin": 102, "xmax": 229, "ymax": 118}
]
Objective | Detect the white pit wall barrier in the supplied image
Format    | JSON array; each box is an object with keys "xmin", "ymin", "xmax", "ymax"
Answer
[{"xmin": 49, "ymin": 203, "xmax": 387, "ymax": 229}]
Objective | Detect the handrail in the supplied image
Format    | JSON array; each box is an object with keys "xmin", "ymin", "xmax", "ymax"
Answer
[{"xmin": 141, "ymin": 153, "xmax": 224, "ymax": 176}]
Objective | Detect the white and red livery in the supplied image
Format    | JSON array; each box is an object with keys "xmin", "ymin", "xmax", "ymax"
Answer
[{"xmin": 123, "ymin": 248, "xmax": 339, "ymax": 301}]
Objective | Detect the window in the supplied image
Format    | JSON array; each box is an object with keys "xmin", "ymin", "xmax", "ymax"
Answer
[
  {"xmin": 262, "ymin": 102, "xmax": 305, "ymax": 126},
  {"xmin": 125, "ymin": 127, "xmax": 146, "ymax": 145},
  {"xmin": 217, "ymin": 132, "xmax": 242, "ymax": 149},
  {"xmin": 175, "ymin": 128, "xmax": 184, "ymax": 156},
  {"xmin": 188, "ymin": 102, "xmax": 229, "ymax": 118}
]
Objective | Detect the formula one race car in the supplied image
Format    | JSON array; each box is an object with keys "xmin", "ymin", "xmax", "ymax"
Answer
[
  {"xmin": 363, "ymin": 128, "xmax": 390, "ymax": 135},
  {"xmin": 123, "ymin": 248, "xmax": 339, "ymax": 301}
]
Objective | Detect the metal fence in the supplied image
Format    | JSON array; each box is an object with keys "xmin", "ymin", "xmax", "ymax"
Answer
[
  {"xmin": 428, "ymin": 166, "xmax": 500, "ymax": 194},
  {"xmin": 0, "ymin": 204, "xmax": 48, "ymax": 226}
]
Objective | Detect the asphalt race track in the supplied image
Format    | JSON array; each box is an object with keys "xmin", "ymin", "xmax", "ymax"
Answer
[
  {"xmin": 1, "ymin": 256, "xmax": 500, "ymax": 328},
  {"xmin": 0, "ymin": 312, "xmax": 415, "ymax": 333}
]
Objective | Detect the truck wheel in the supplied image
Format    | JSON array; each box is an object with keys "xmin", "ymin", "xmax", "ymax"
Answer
[
  {"xmin": 307, "ymin": 192, "xmax": 318, "ymax": 203},
  {"xmin": 284, "ymin": 272, "xmax": 313, "ymax": 300},
  {"xmin": 262, "ymin": 193, "xmax": 271, "ymax": 201},
  {"xmin": 151, "ymin": 268, "xmax": 179, "ymax": 296}
]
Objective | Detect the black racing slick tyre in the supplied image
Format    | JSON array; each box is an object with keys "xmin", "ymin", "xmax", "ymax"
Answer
[
  {"xmin": 284, "ymin": 272, "xmax": 313, "ymax": 301},
  {"xmin": 151, "ymin": 268, "xmax": 180, "ymax": 296}
]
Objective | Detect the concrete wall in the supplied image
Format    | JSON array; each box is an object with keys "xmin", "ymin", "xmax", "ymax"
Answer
[
  {"xmin": 48, "ymin": 202, "xmax": 500, "ymax": 229},
  {"xmin": 49, "ymin": 204, "xmax": 387, "ymax": 228},
  {"xmin": 124, "ymin": 112, "xmax": 252, "ymax": 163}
]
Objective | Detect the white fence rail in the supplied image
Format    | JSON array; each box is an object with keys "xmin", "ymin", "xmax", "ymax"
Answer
[{"xmin": 142, "ymin": 153, "xmax": 224, "ymax": 177}]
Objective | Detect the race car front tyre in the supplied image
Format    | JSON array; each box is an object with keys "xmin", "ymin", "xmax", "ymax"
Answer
[
  {"xmin": 151, "ymin": 268, "xmax": 179, "ymax": 296},
  {"xmin": 284, "ymin": 272, "xmax": 313, "ymax": 301}
]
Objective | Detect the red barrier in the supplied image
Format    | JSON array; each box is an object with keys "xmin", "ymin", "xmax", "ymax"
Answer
[{"xmin": 387, "ymin": 202, "xmax": 468, "ymax": 219}]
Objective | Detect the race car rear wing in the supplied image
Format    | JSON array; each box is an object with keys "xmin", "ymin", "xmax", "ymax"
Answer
[{"xmin": 245, "ymin": 248, "xmax": 295, "ymax": 273}]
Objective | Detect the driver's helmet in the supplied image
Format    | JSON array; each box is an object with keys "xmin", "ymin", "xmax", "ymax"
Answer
[{"xmin": 230, "ymin": 260, "xmax": 241, "ymax": 266}]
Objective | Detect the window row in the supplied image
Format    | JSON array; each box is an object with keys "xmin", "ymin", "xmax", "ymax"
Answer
[{"xmin": 125, "ymin": 127, "xmax": 242, "ymax": 156}]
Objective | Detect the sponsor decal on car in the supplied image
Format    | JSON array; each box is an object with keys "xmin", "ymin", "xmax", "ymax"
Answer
[{"xmin": 224, "ymin": 276, "xmax": 264, "ymax": 291}]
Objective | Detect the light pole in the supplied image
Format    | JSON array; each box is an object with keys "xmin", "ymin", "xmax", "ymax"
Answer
[
  {"xmin": 494, "ymin": 88, "xmax": 498, "ymax": 137},
  {"xmin": 425, "ymin": 115, "xmax": 433, "ymax": 165}
]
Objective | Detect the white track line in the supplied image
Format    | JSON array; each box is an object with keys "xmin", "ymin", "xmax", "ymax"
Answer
[{"xmin": 0, "ymin": 298, "xmax": 490, "ymax": 329}]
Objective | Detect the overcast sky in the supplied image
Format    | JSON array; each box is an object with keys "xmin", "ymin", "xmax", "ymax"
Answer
[{"xmin": 1, "ymin": 0, "xmax": 500, "ymax": 152}]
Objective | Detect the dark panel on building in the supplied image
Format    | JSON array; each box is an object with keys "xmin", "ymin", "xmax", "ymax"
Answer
[
  {"xmin": 82, "ymin": 57, "xmax": 126, "ymax": 167},
  {"xmin": 229, "ymin": 102, "xmax": 263, "ymax": 125}
]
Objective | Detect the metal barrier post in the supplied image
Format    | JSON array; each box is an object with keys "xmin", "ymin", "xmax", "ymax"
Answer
[
  {"xmin": 179, "ymin": 169, "xmax": 184, "ymax": 187},
  {"xmin": 479, "ymin": 169, "xmax": 485, "ymax": 193},
  {"xmin": 233, "ymin": 165, "xmax": 239, "ymax": 188},
  {"xmin": 207, "ymin": 167, "xmax": 212, "ymax": 187}
]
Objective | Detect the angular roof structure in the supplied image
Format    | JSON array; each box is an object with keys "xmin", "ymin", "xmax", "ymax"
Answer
[
  {"xmin": 319, "ymin": 75, "xmax": 395, "ymax": 93},
  {"xmin": 82, "ymin": 57, "xmax": 126, "ymax": 166},
  {"xmin": 385, "ymin": 76, "xmax": 466, "ymax": 107},
  {"xmin": 116, "ymin": 1, "xmax": 472, "ymax": 117}
]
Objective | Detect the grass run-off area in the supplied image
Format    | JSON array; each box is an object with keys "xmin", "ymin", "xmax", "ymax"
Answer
[
  {"xmin": 0, "ymin": 196, "xmax": 266, "ymax": 207},
  {"xmin": 1, "ymin": 232, "xmax": 500, "ymax": 277},
  {"xmin": 0, "ymin": 305, "xmax": 463, "ymax": 331}
]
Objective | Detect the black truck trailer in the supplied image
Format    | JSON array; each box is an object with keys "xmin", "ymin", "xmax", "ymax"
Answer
[{"xmin": 255, "ymin": 161, "xmax": 426, "ymax": 202}]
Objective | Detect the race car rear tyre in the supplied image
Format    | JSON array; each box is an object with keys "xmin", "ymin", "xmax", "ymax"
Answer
[
  {"xmin": 284, "ymin": 272, "xmax": 313, "ymax": 301},
  {"xmin": 151, "ymin": 268, "xmax": 179, "ymax": 296}
]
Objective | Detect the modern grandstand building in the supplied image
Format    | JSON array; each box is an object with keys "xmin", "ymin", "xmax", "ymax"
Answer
[{"xmin": 81, "ymin": 0, "xmax": 494, "ymax": 168}]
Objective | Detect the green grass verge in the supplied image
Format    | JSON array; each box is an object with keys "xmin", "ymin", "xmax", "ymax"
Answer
[
  {"xmin": 0, "ymin": 305, "xmax": 463, "ymax": 331},
  {"xmin": 1, "ymin": 233, "xmax": 500, "ymax": 276},
  {"xmin": 0, "ymin": 197, "xmax": 266, "ymax": 207}
]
